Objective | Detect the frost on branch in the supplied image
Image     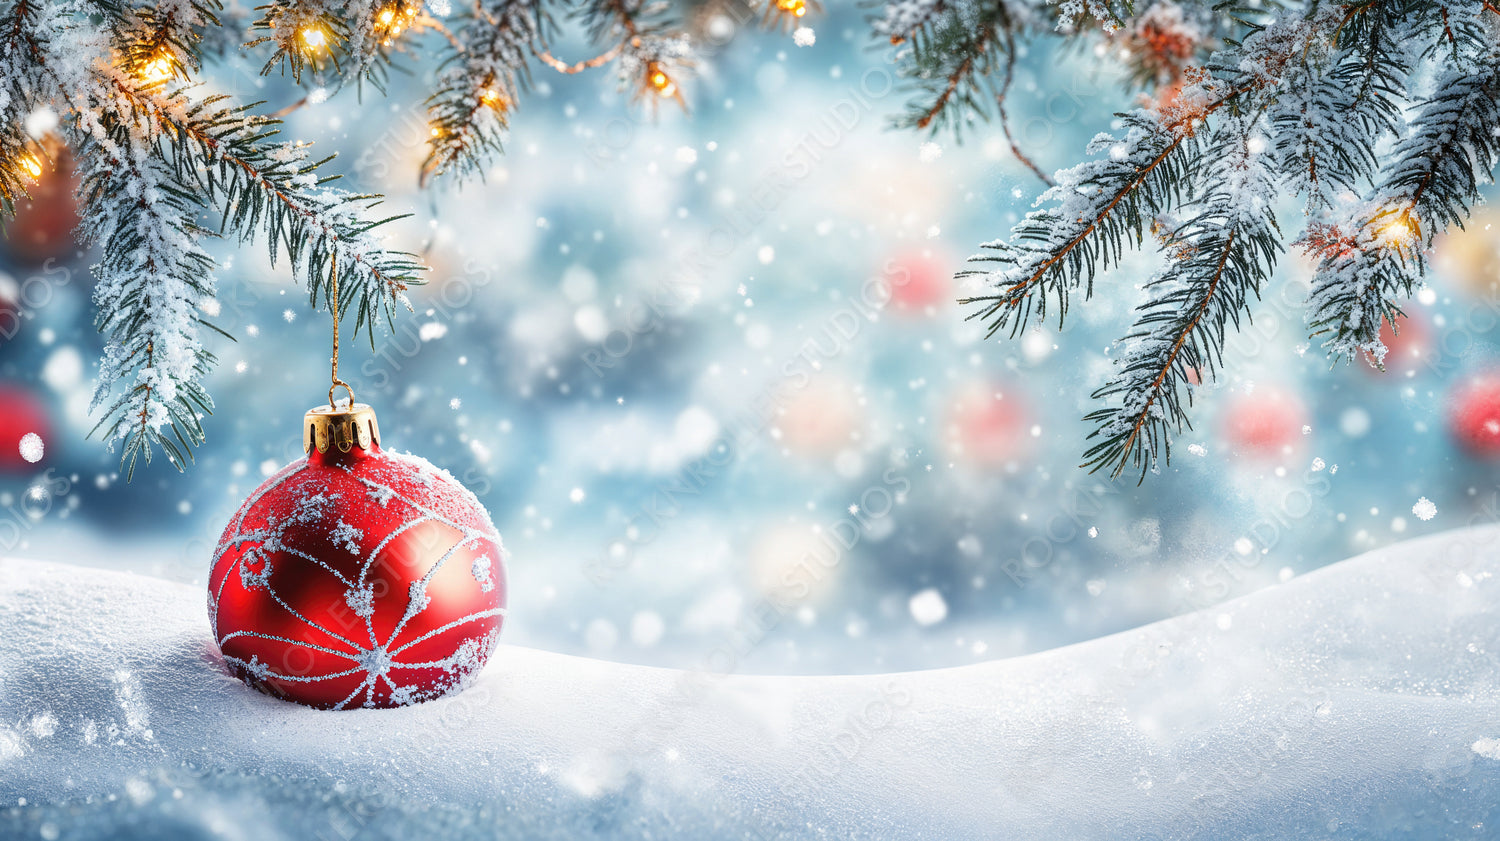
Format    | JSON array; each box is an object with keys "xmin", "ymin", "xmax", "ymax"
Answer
[
  {"xmin": 422, "ymin": 0, "xmax": 541, "ymax": 185},
  {"xmin": 1083, "ymin": 114, "xmax": 1281, "ymax": 480},
  {"xmin": 959, "ymin": 102, "xmax": 1215, "ymax": 339},
  {"xmin": 1306, "ymin": 58, "xmax": 1500, "ymax": 365},
  {"xmin": 0, "ymin": 0, "xmax": 426, "ymax": 476},
  {"xmin": 958, "ymin": 1, "xmax": 1500, "ymax": 479},
  {"xmin": 78, "ymin": 108, "xmax": 218, "ymax": 477}
]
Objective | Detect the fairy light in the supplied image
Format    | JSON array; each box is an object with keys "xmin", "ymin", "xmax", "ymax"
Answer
[
  {"xmin": 18, "ymin": 153, "xmax": 43, "ymax": 180},
  {"xmin": 301, "ymin": 25, "xmax": 328, "ymax": 50},
  {"xmin": 375, "ymin": 4, "xmax": 415, "ymax": 38},
  {"xmin": 775, "ymin": 0, "xmax": 808, "ymax": 17},
  {"xmin": 1376, "ymin": 210, "xmax": 1418, "ymax": 248},
  {"xmin": 480, "ymin": 88, "xmax": 504, "ymax": 108},
  {"xmin": 141, "ymin": 53, "xmax": 175, "ymax": 82},
  {"xmin": 649, "ymin": 68, "xmax": 676, "ymax": 98}
]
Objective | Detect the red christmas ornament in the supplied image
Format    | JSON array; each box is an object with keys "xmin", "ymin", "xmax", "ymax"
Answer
[
  {"xmin": 1222, "ymin": 387, "xmax": 1305, "ymax": 458},
  {"xmin": 886, "ymin": 250, "xmax": 951, "ymax": 315},
  {"xmin": 0, "ymin": 382, "xmax": 51, "ymax": 473},
  {"xmin": 6, "ymin": 148, "xmax": 80, "ymax": 267},
  {"xmin": 946, "ymin": 381, "xmax": 1030, "ymax": 465},
  {"xmin": 210, "ymin": 401, "xmax": 507, "ymax": 709},
  {"xmin": 1448, "ymin": 374, "xmax": 1500, "ymax": 456},
  {"xmin": 1361, "ymin": 313, "xmax": 1428, "ymax": 375}
]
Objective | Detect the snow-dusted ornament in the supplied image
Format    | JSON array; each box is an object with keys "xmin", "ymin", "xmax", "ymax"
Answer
[{"xmin": 210, "ymin": 394, "xmax": 507, "ymax": 709}]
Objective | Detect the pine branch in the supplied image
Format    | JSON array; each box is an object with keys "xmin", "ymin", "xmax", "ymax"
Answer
[
  {"xmin": 579, "ymin": 0, "xmax": 693, "ymax": 108},
  {"xmin": 100, "ymin": 68, "xmax": 423, "ymax": 337},
  {"xmin": 883, "ymin": 0, "xmax": 1034, "ymax": 136},
  {"xmin": 957, "ymin": 96, "xmax": 1225, "ymax": 339},
  {"xmin": 73, "ymin": 93, "xmax": 220, "ymax": 479},
  {"xmin": 870, "ymin": 0, "xmax": 946, "ymax": 44},
  {"xmin": 117, "ymin": 0, "xmax": 223, "ymax": 82},
  {"xmin": 0, "ymin": 2, "xmax": 428, "ymax": 474},
  {"xmin": 1083, "ymin": 113, "xmax": 1281, "ymax": 480},
  {"xmin": 248, "ymin": 0, "xmax": 350, "ymax": 84},
  {"xmin": 422, "ymin": 0, "xmax": 542, "ymax": 185},
  {"xmin": 1306, "ymin": 58, "xmax": 1500, "ymax": 363}
]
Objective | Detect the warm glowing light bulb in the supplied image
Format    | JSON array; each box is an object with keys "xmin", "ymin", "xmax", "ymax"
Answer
[
  {"xmin": 19, "ymin": 154, "xmax": 42, "ymax": 179},
  {"xmin": 377, "ymin": 7, "xmax": 396, "ymax": 24},
  {"xmin": 1378, "ymin": 213, "xmax": 1415, "ymax": 246},
  {"xmin": 430, "ymin": 127, "xmax": 442, "ymax": 137},
  {"xmin": 480, "ymin": 88, "xmax": 502, "ymax": 107},
  {"xmin": 301, "ymin": 26, "xmax": 328, "ymax": 49},
  {"xmin": 143, "ymin": 56, "xmax": 174, "ymax": 82}
]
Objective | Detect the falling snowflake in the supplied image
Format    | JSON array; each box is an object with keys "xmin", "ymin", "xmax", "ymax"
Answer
[
  {"xmin": 18, "ymin": 432, "xmax": 43, "ymax": 463},
  {"xmin": 918, "ymin": 141, "xmax": 943, "ymax": 163},
  {"xmin": 793, "ymin": 26, "xmax": 815, "ymax": 47},
  {"xmin": 1412, "ymin": 497, "xmax": 1437, "ymax": 521},
  {"xmin": 908, "ymin": 588, "xmax": 947, "ymax": 626}
]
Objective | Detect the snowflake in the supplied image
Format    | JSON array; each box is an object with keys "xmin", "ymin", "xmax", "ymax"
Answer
[
  {"xmin": 344, "ymin": 584, "xmax": 376, "ymax": 618},
  {"xmin": 355, "ymin": 646, "xmax": 393, "ymax": 678},
  {"xmin": 238, "ymin": 556, "xmax": 273, "ymax": 590},
  {"xmin": 331, "ymin": 520, "xmax": 363, "ymax": 554},
  {"xmin": 471, "ymin": 554, "xmax": 495, "ymax": 593},
  {"xmin": 365, "ymin": 483, "xmax": 398, "ymax": 507},
  {"xmin": 1412, "ymin": 497, "xmax": 1437, "ymax": 521}
]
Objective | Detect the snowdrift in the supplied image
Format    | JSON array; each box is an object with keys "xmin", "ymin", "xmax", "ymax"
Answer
[{"xmin": 3, "ymin": 526, "xmax": 1500, "ymax": 839}]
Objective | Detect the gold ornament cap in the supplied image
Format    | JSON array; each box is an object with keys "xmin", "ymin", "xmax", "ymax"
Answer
[{"xmin": 304, "ymin": 400, "xmax": 381, "ymax": 456}]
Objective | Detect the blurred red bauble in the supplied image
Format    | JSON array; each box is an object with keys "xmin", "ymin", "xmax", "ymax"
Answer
[
  {"xmin": 1448, "ymin": 375, "xmax": 1500, "ymax": 456},
  {"xmin": 1222, "ymin": 387, "xmax": 1305, "ymax": 458},
  {"xmin": 885, "ymin": 250, "xmax": 951, "ymax": 314},
  {"xmin": 0, "ymin": 383, "xmax": 50, "ymax": 472},
  {"xmin": 210, "ymin": 401, "xmax": 507, "ymax": 709},
  {"xmin": 946, "ymin": 382, "xmax": 1030, "ymax": 465},
  {"xmin": 1362, "ymin": 313, "xmax": 1429, "ymax": 375},
  {"xmin": 6, "ymin": 149, "xmax": 80, "ymax": 266}
]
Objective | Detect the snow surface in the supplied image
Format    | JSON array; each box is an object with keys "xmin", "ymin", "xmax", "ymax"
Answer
[{"xmin": 3, "ymin": 527, "xmax": 1500, "ymax": 839}]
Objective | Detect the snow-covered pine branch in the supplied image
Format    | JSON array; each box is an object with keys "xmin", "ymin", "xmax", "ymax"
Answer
[
  {"xmin": 248, "ymin": 0, "xmax": 422, "ymax": 89},
  {"xmin": 117, "ymin": 0, "xmax": 221, "ymax": 84},
  {"xmin": 957, "ymin": 99, "xmax": 1223, "ymax": 339},
  {"xmin": 960, "ymin": 0, "xmax": 1500, "ymax": 478},
  {"xmin": 881, "ymin": 0, "xmax": 1036, "ymax": 136},
  {"xmin": 578, "ymin": 0, "xmax": 693, "ymax": 110},
  {"xmin": 89, "ymin": 69, "xmax": 422, "ymax": 343},
  {"xmin": 422, "ymin": 0, "xmax": 542, "ymax": 185},
  {"xmin": 75, "ymin": 108, "xmax": 219, "ymax": 478},
  {"xmin": 1083, "ymin": 113, "xmax": 1281, "ymax": 480},
  {"xmin": 0, "ymin": 0, "xmax": 427, "ymax": 474},
  {"xmin": 1307, "ymin": 57, "xmax": 1500, "ymax": 364},
  {"xmin": 1268, "ymin": 4, "xmax": 1405, "ymax": 212}
]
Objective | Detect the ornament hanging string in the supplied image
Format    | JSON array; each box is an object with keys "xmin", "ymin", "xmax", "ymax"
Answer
[{"xmin": 329, "ymin": 254, "xmax": 355, "ymax": 409}]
